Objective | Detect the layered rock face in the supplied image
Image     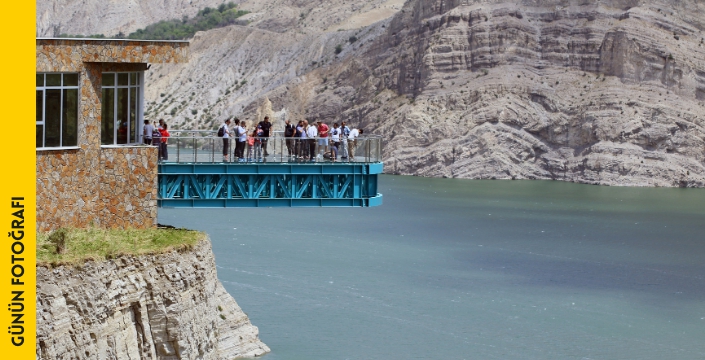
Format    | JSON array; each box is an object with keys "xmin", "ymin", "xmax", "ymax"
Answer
[
  {"xmin": 149, "ymin": 0, "xmax": 705, "ymax": 187},
  {"xmin": 39, "ymin": 0, "xmax": 705, "ymax": 186},
  {"xmin": 316, "ymin": 0, "xmax": 705, "ymax": 186},
  {"xmin": 36, "ymin": 239, "xmax": 270, "ymax": 359}
]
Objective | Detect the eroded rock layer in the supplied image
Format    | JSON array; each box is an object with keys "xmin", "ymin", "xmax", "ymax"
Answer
[
  {"xmin": 320, "ymin": 0, "xmax": 705, "ymax": 186},
  {"xmin": 36, "ymin": 239, "xmax": 269, "ymax": 359},
  {"xmin": 39, "ymin": 0, "xmax": 705, "ymax": 186}
]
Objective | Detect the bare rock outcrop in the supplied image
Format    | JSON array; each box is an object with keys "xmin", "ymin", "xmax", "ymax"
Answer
[
  {"xmin": 38, "ymin": 0, "xmax": 705, "ymax": 186},
  {"xmin": 36, "ymin": 238, "xmax": 269, "ymax": 359},
  {"xmin": 308, "ymin": 0, "xmax": 705, "ymax": 187}
]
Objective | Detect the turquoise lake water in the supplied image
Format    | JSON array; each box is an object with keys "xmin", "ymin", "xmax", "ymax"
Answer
[{"xmin": 159, "ymin": 175, "xmax": 705, "ymax": 359}]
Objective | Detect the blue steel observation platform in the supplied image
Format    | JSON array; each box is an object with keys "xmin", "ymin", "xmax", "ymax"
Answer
[{"xmin": 158, "ymin": 132, "xmax": 383, "ymax": 208}]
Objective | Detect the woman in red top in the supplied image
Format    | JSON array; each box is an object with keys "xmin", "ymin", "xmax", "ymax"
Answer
[{"xmin": 159, "ymin": 123, "xmax": 170, "ymax": 161}]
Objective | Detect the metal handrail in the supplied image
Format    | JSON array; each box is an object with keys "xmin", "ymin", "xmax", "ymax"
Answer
[{"xmin": 156, "ymin": 134, "xmax": 382, "ymax": 164}]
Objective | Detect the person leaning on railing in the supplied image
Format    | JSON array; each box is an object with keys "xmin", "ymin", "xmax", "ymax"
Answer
[{"xmin": 348, "ymin": 128, "xmax": 363, "ymax": 161}]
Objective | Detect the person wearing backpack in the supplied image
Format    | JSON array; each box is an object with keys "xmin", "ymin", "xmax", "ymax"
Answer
[{"xmin": 219, "ymin": 118, "xmax": 232, "ymax": 162}]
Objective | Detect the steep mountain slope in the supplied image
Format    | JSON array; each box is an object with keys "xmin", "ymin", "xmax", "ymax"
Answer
[
  {"xmin": 39, "ymin": 0, "xmax": 705, "ymax": 187},
  {"xmin": 37, "ymin": 0, "xmax": 227, "ymax": 37},
  {"xmin": 315, "ymin": 0, "xmax": 705, "ymax": 186}
]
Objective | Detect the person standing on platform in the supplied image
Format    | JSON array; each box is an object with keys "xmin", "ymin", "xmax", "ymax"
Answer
[
  {"xmin": 339, "ymin": 121, "xmax": 351, "ymax": 160},
  {"xmin": 329, "ymin": 123, "xmax": 341, "ymax": 162},
  {"xmin": 235, "ymin": 121, "xmax": 247, "ymax": 161},
  {"xmin": 152, "ymin": 123, "xmax": 162, "ymax": 159},
  {"xmin": 317, "ymin": 121, "xmax": 329, "ymax": 157},
  {"xmin": 143, "ymin": 120, "xmax": 154, "ymax": 145},
  {"xmin": 295, "ymin": 121, "xmax": 304, "ymax": 159},
  {"xmin": 258, "ymin": 116, "xmax": 272, "ymax": 157},
  {"xmin": 159, "ymin": 123, "xmax": 170, "ymax": 161},
  {"xmin": 299, "ymin": 120, "xmax": 309, "ymax": 160},
  {"xmin": 306, "ymin": 120, "xmax": 318, "ymax": 161},
  {"xmin": 220, "ymin": 118, "xmax": 231, "ymax": 162},
  {"xmin": 284, "ymin": 119, "xmax": 296, "ymax": 158},
  {"xmin": 348, "ymin": 128, "xmax": 363, "ymax": 161}
]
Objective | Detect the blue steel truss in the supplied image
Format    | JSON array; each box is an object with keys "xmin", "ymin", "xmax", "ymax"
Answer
[{"xmin": 158, "ymin": 162, "xmax": 383, "ymax": 208}]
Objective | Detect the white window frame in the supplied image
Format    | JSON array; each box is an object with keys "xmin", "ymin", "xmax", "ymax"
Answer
[
  {"xmin": 101, "ymin": 72, "xmax": 144, "ymax": 146},
  {"xmin": 36, "ymin": 73, "xmax": 80, "ymax": 150}
]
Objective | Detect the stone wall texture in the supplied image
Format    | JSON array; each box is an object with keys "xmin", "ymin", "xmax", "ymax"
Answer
[
  {"xmin": 36, "ymin": 39, "xmax": 188, "ymax": 231},
  {"xmin": 36, "ymin": 238, "xmax": 270, "ymax": 359},
  {"xmin": 37, "ymin": 39, "xmax": 189, "ymax": 67}
]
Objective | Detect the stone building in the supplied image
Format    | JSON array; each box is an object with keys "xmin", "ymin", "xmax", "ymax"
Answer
[{"xmin": 36, "ymin": 38, "xmax": 189, "ymax": 231}]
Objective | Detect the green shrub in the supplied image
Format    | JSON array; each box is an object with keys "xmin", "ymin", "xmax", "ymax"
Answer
[{"xmin": 126, "ymin": 3, "xmax": 248, "ymax": 40}]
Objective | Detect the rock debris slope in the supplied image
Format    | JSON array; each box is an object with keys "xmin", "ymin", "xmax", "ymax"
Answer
[{"xmin": 36, "ymin": 239, "xmax": 269, "ymax": 359}]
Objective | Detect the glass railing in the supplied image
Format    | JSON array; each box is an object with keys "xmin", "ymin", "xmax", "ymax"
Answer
[{"xmin": 156, "ymin": 130, "xmax": 382, "ymax": 163}]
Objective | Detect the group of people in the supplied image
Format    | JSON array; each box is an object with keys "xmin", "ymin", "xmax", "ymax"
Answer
[
  {"xmin": 143, "ymin": 118, "xmax": 171, "ymax": 160},
  {"xmin": 218, "ymin": 116, "xmax": 364, "ymax": 163}
]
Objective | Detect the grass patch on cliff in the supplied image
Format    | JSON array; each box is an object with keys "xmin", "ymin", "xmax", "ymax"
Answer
[{"xmin": 37, "ymin": 227, "xmax": 204, "ymax": 266}]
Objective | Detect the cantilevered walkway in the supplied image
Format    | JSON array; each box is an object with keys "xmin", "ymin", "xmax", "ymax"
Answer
[{"xmin": 158, "ymin": 131, "xmax": 383, "ymax": 208}]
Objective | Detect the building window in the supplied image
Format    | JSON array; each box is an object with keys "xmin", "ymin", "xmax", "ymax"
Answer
[
  {"xmin": 101, "ymin": 72, "xmax": 143, "ymax": 145},
  {"xmin": 36, "ymin": 73, "xmax": 79, "ymax": 148}
]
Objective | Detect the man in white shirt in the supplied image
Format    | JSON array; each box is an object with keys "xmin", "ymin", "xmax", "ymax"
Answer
[
  {"xmin": 235, "ymin": 121, "xmax": 247, "ymax": 161},
  {"xmin": 143, "ymin": 120, "xmax": 154, "ymax": 145},
  {"xmin": 220, "ymin": 118, "xmax": 231, "ymax": 162},
  {"xmin": 329, "ymin": 123, "xmax": 341, "ymax": 161},
  {"xmin": 348, "ymin": 128, "xmax": 363, "ymax": 160},
  {"xmin": 306, "ymin": 120, "xmax": 318, "ymax": 161}
]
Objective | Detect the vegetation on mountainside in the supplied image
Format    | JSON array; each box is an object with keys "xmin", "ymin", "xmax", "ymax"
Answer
[
  {"xmin": 37, "ymin": 227, "xmax": 204, "ymax": 266},
  {"xmin": 58, "ymin": 2, "xmax": 248, "ymax": 41}
]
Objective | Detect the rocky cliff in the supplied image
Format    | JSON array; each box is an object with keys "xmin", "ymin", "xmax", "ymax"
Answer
[
  {"xmin": 36, "ymin": 238, "xmax": 269, "ymax": 359},
  {"xmin": 304, "ymin": 0, "xmax": 705, "ymax": 187},
  {"xmin": 39, "ymin": 0, "xmax": 705, "ymax": 186}
]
